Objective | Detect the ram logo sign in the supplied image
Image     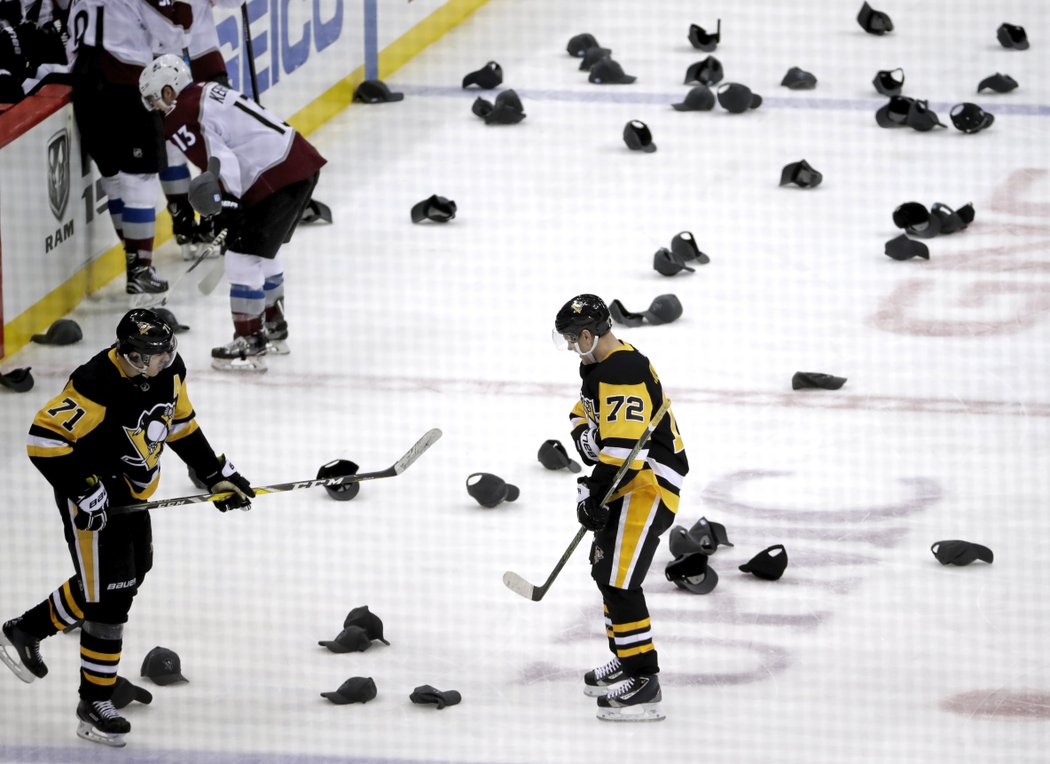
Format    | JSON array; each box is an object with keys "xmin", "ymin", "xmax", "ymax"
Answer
[{"xmin": 47, "ymin": 128, "xmax": 70, "ymax": 221}]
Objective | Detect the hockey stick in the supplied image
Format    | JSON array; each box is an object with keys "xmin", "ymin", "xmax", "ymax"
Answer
[
  {"xmin": 109, "ymin": 428, "xmax": 442, "ymax": 515},
  {"xmin": 241, "ymin": 3, "xmax": 260, "ymax": 103},
  {"xmin": 126, "ymin": 231, "xmax": 226, "ymax": 309},
  {"xmin": 502, "ymin": 398, "xmax": 672, "ymax": 602},
  {"xmin": 146, "ymin": 228, "xmax": 229, "ymax": 309},
  {"xmin": 196, "ymin": 251, "xmax": 226, "ymax": 295}
]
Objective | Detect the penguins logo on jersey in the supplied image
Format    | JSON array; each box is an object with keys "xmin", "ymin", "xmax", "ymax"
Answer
[
  {"xmin": 580, "ymin": 396, "xmax": 598, "ymax": 428},
  {"xmin": 121, "ymin": 403, "xmax": 174, "ymax": 470}
]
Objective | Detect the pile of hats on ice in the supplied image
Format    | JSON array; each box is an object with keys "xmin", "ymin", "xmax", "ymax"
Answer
[
  {"xmin": 318, "ymin": 605, "xmax": 460, "ymax": 709},
  {"xmin": 664, "ymin": 516, "xmax": 789, "ymax": 594}
]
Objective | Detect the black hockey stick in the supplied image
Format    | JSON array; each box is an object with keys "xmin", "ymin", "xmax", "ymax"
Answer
[
  {"xmin": 239, "ymin": 4, "xmax": 329, "ymax": 225},
  {"xmin": 241, "ymin": 3, "xmax": 260, "ymax": 103},
  {"xmin": 502, "ymin": 398, "xmax": 672, "ymax": 602},
  {"xmin": 110, "ymin": 428, "xmax": 442, "ymax": 515}
]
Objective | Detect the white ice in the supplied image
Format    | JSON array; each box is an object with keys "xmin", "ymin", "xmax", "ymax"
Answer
[{"xmin": 2, "ymin": 1, "xmax": 1050, "ymax": 762}]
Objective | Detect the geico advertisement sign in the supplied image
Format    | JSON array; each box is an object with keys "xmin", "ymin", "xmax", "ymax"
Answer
[
  {"xmin": 0, "ymin": 107, "xmax": 116, "ymax": 318},
  {"xmin": 213, "ymin": 0, "xmax": 353, "ymax": 118}
]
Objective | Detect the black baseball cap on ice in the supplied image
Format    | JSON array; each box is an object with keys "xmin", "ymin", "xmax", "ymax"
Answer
[
  {"xmin": 140, "ymin": 646, "xmax": 189, "ymax": 685},
  {"xmin": 354, "ymin": 79, "xmax": 403, "ymax": 103},
  {"xmin": 462, "ymin": 61, "xmax": 503, "ymax": 89},
  {"xmin": 931, "ymin": 540, "xmax": 993, "ymax": 566},
  {"xmin": 739, "ymin": 545, "xmax": 788, "ymax": 580},
  {"xmin": 672, "ymin": 85, "xmax": 715, "ymax": 111},
  {"xmin": 321, "ymin": 676, "xmax": 377, "ymax": 704},
  {"xmin": 589, "ymin": 58, "xmax": 636, "ymax": 84}
]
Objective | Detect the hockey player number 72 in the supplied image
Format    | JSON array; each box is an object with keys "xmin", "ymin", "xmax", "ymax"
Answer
[{"xmin": 605, "ymin": 394, "xmax": 645, "ymax": 422}]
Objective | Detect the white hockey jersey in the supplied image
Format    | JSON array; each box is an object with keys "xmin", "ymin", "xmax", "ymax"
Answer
[
  {"xmin": 163, "ymin": 80, "xmax": 326, "ymax": 206},
  {"xmin": 67, "ymin": 0, "xmax": 190, "ymax": 84}
]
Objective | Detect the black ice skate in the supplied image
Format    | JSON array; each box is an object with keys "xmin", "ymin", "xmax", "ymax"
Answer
[
  {"xmin": 76, "ymin": 699, "xmax": 130, "ymax": 747},
  {"xmin": 0, "ymin": 618, "xmax": 47, "ymax": 683},
  {"xmin": 265, "ymin": 319, "xmax": 290, "ymax": 355},
  {"xmin": 583, "ymin": 656, "xmax": 627, "ymax": 697},
  {"xmin": 211, "ymin": 333, "xmax": 268, "ymax": 373},
  {"xmin": 126, "ymin": 261, "xmax": 169, "ymax": 308},
  {"xmin": 595, "ymin": 674, "xmax": 664, "ymax": 722}
]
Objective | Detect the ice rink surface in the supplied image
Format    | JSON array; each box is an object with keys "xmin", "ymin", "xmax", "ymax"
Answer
[{"xmin": 2, "ymin": 1, "xmax": 1050, "ymax": 762}]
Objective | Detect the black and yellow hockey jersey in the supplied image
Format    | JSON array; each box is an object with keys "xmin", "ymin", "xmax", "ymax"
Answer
[
  {"xmin": 26, "ymin": 347, "xmax": 222, "ymax": 503},
  {"xmin": 569, "ymin": 342, "xmax": 688, "ymax": 502}
]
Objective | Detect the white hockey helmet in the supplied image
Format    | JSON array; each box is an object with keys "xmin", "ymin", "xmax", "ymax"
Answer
[{"xmin": 139, "ymin": 54, "xmax": 192, "ymax": 112}]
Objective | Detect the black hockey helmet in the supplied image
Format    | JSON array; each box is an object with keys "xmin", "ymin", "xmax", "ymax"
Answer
[
  {"xmin": 554, "ymin": 294, "xmax": 612, "ymax": 340},
  {"xmin": 116, "ymin": 309, "xmax": 176, "ymax": 358}
]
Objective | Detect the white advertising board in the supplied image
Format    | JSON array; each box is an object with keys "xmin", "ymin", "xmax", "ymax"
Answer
[
  {"xmin": 0, "ymin": 105, "xmax": 116, "ymax": 321},
  {"xmin": 1, "ymin": 0, "xmax": 484, "ymax": 357}
]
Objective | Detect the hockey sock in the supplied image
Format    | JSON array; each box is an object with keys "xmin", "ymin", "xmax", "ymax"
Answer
[
  {"xmin": 122, "ymin": 209, "xmax": 155, "ymax": 265},
  {"xmin": 120, "ymin": 173, "xmax": 158, "ymax": 265},
  {"xmin": 159, "ymin": 160, "xmax": 190, "ymax": 199},
  {"xmin": 231, "ymin": 283, "xmax": 265, "ymax": 337},
  {"xmin": 99, "ymin": 175, "xmax": 124, "ymax": 244},
  {"xmin": 602, "ymin": 604, "xmax": 614, "ymax": 653},
  {"xmin": 78, "ymin": 628, "xmax": 120, "ymax": 701},
  {"xmin": 18, "ymin": 578, "xmax": 86, "ymax": 638},
  {"xmin": 599, "ymin": 584, "xmax": 659, "ymax": 676},
  {"xmin": 264, "ymin": 275, "xmax": 284, "ymax": 322}
]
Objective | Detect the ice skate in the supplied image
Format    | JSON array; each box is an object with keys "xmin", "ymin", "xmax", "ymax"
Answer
[
  {"xmin": 126, "ymin": 261, "xmax": 169, "ymax": 307},
  {"xmin": 583, "ymin": 656, "xmax": 627, "ymax": 697},
  {"xmin": 211, "ymin": 333, "xmax": 268, "ymax": 373},
  {"xmin": 595, "ymin": 674, "xmax": 664, "ymax": 722},
  {"xmin": 0, "ymin": 618, "xmax": 47, "ymax": 683},
  {"xmin": 265, "ymin": 319, "xmax": 290, "ymax": 355},
  {"xmin": 76, "ymin": 699, "xmax": 130, "ymax": 747}
]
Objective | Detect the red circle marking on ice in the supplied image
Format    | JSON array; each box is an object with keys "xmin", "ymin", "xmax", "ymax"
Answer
[{"xmin": 941, "ymin": 690, "xmax": 1050, "ymax": 720}]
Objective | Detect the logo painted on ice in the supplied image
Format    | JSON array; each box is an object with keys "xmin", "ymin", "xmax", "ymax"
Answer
[{"xmin": 47, "ymin": 128, "xmax": 70, "ymax": 221}]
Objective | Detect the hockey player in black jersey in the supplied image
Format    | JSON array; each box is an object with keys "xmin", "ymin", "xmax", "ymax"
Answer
[
  {"xmin": 0, "ymin": 309, "xmax": 254, "ymax": 747},
  {"xmin": 553, "ymin": 294, "xmax": 689, "ymax": 722}
]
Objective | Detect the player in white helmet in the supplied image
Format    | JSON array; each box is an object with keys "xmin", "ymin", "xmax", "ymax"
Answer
[{"xmin": 139, "ymin": 54, "xmax": 327, "ymax": 371}]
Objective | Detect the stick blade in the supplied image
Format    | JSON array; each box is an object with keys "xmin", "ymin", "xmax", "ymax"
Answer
[
  {"xmin": 502, "ymin": 571, "xmax": 542, "ymax": 601},
  {"xmin": 393, "ymin": 428, "xmax": 442, "ymax": 474}
]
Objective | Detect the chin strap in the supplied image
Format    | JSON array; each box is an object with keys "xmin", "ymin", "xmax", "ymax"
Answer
[
  {"xmin": 121, "ymin": 353, "xmax": 149, "ymax": 376},
  {"xmin": 571, "ymin": 338, "xmax": 598, "ymax": 364}
]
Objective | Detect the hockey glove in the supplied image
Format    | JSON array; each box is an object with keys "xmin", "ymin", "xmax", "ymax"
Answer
[
  {"xmin": 72, "ymin": 477, "xmax": 109, "ymax": 532},
  {"xmin": 200, "ymin": 456, "xmax": 255, "ymax": 512},
  {"xmin": 212, "ymin": 197, "xmax": 241, "ymax": 248},
  {"xmin": 576, "ymin": 477, "xmax": 609, "ymax": 532},
  {"xmin": 572, "ymin": 424, "xmax": 602, "ymax": 466}
]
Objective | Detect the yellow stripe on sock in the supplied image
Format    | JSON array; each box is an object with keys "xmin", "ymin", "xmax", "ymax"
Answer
[
  {"xmin": 616, "ymin": 643, "xmax": 655, "ymax": 659},
  {"xmin": 80, "ymin": 647, "xmax": 121, "ymax": 662},
  {"xmin": 48, "ymin": 602, "xmax": 64, "ymax": 631},
  {"xmin": 81, "ymin": 672, "xmax": 117, "ymax": 686},
  {"xmin": 612, "ymin": 618, "xmax": 651, "ymax": 634},
  {"xmin": 62, "ymin": 581, "xmax": 84, "ymax": 619}
]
